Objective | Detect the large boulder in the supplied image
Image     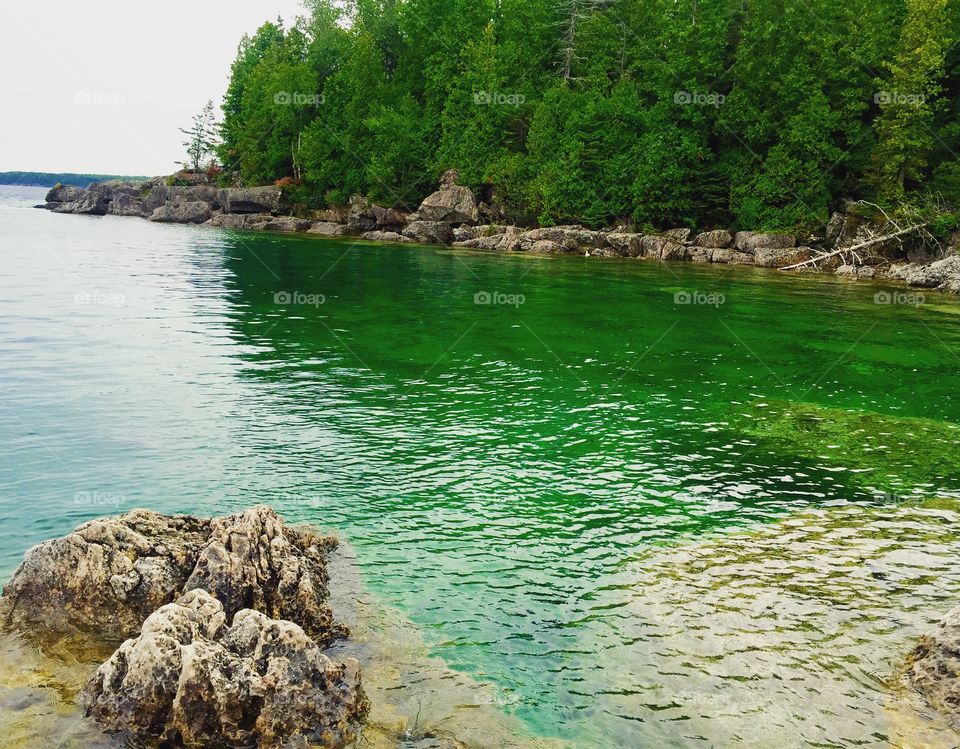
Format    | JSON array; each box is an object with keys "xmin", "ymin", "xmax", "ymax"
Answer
[
  {"xmin": 310, "ymin": 221, "xmax": 349, "ymax": 236},
  {"xmin": 81, "ymin": 589, "xmax": 367, "ymax": 749},
  {"xmin": 453, "ymin": 226, "xmax": 525, "ymax": 252},
  {"xmin": 518, "ymin": 226, "xmax": 607, "ymax": 254},
  {"xmin": 734, "ymin": 231, "xmax": 796, "ymax": 253},
  {"xmin": 0, "ymin": 506, "xmax": 345, "ymax": 646},
  {"xmin": 605, "ymin": 232, "xmax": 645, "ymax": 257},
  {"xmin": 262, "ymin": 216, "xmax": 312, "ymax": 233},
  {"xmin": 346, "ymin": 196, "xmax": 407, "ymax": 234},
  {"xmin": 402, "ymin": 220, "xmax": 454, "ymax": 245},
  {"xmin": 143, "ymin": 184, "xmax": 219, "ymax": 215},
  {"xmin": 45, "ymin": 183, "xmax": 89, "ymax": 204},
  {"xmin": 50, "ymin": 189, "xmax": 108, "ymax": 215},
  {"xmin": 693, "ymin": 229, "xmax": 733, "ymax": 248},
  {"xmin": 412, "ymin": 170, "xmax": 480, "ymax": 225},
  {"xmin": 149, "ymin": 201, "xmax": 211, "ymax": 224},
  {"xmin": 904, "ymin": 255, "xmax": 960, "ymax": 292},
  {"xmin": 906, "ymin": 606, "xmax": 960, "ymax": 727},
  {"xmin": 754, "ymin": 246, "xmax": 814, "ymax": 268},
  {"xmin": 362, "ymin": 230, "xmax": 414, "ymax": 243},
  {"xmin": 107, "ymin": 193, "xmax": 145, "ymax": 217},
  {"xmin": 710, "ymin": 248, "xmax": 756, "ymax": 265},
  {"xmin": 641, "ymin": 235, "xmax": 687, "ymax": 260},
  {"xmin": 217, "ymin": 187, "xmax": 285, "ymax": 215},
  {"xmin": 207, "ymin": 213, "xmax": 273, "ymax": 231}
]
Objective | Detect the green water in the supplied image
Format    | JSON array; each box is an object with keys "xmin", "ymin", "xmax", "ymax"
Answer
[{"xmin": 2, "ymin": 186, "xmax": 960, "ymax": 747}]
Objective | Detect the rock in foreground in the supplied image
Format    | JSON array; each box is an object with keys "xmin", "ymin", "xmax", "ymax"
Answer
[
  {"xmin": 81, "ymin": 589, "xmax": 366, "ymax": 748},
  {"xmin": 907, "ymin": 606, "xmax": 960, "ymax": 727},
  {"xmin": 0, "ymin": 505, "xmax": 345, "ymax": 645}
]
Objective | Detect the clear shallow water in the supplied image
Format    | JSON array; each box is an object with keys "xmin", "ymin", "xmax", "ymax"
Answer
[{"xmin": 1, "ymin": 184, "xmax": 960, "ymax": 746}]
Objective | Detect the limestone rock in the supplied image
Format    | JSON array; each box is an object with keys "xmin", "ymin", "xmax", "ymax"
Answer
[
  {"xmin": 693, "ymin": 229, "xmax": 733, "ymax": 248},
  {"xmin": 310, "ymin": 221, "xmax": 349, "ymax": 236},
  {"xmin": 413, "ymin": 172, "xmax": 480, "ymax": 226},
  {"xmin": 453, "ymin": 226, "xmax": 524, "ymax": 252},
  {"xmin": 906, "ymin": 606, "xmax": 960, "ymax": 728},
  {"xmin": 81, "ymin": 589, "xmax": 367, "ymax": 749},
  {"xmin": 106, "ymin": 193, "xmax": 145, "ymax": 217},
  {"xmin": 711, "ymin": 248, "xmax": 756, "ymax": 265},
  {"xmin": 402, "ymin": 220, "xmax": 454, "ymax": 245},
  {"xmin": 217, "ymin": 187, "xmax": 285, "ymax": 215},
  {"xmin": 143, "ymin": 185, "xmax": 218, "ymax": 215},
  {"xmin": 904, "ymin": 255, "xmax": 960, "ymax": 291},
  {"xmin": 605, "ymin": 232, "xmax": 644, "ymax": 257},
  {"xmin": 664, "ymin": 228, "xmax": 692, "ymax": 244},
  {"xmin": 734, "ymin": 231, "xmax": 796, "ymax": 253},
  {"xmin": 753, "ymin": 246, "xmax": 814, "ymax": 268},
  {"xmin": 528, "ymin": 239, "xmax": 564, "ymax": 254},
  {"xmin": 44, "ymin": 184, "xmax": 88, "ymax": 204},
  {"xmin": 262, "ymin": 216, "xmax": 312, "ymax": 233},
  {"xmin": 207, "ymin": 213, "xmax": 272, "ymax": 231},
  {"xmin": 51, "ymin": 190, "xmax": 108, "ymax": 216},
  {"xmin": 149, "ymin": 201, "xmax": 211, "ymax": 224},
  {"xmin": 347, "ymin": 196, "xmax": 407, "ymax": 234},
  {"xmin": 362, "ymin": 230, "xmax": 414, "ymax": 243},
  {"xmin": 641, "ymin": 235, "xmax": 687, "ymax": 260},
  {"xmin": 0, "ymin": 506, "xmax": 344, "ymax": 646}
]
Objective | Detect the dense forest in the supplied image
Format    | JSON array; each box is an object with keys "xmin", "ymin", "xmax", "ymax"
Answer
[{"xmin": 211, "ymin": 0, "xmax": 960, "ymax": 231}]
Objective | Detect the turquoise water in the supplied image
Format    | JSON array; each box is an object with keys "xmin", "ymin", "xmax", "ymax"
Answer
[{"xmin": 2, "ymin": 185, "xmax": 960, "ymax": 747}]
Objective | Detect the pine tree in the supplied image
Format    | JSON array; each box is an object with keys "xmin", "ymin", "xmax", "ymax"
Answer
[
  {"xmin": 180, "ymin": 100, "xmax": 219, "ymax": 172},
  {"xmin": 871, "ymin": 0, "xmax": 949, "ymax": 200}
]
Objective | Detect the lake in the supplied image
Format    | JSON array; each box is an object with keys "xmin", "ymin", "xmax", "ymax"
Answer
[{"xmin": 1, "ymin": 184, "xmax": 960, "ymax": 747}]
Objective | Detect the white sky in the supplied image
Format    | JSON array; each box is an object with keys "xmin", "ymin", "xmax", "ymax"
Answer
[{"xmin": 0, "ymin": 1, "xmax": 307, "ymax": 176}]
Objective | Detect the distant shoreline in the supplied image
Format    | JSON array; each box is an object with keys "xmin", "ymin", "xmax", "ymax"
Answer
[{"xmin": 0, "ymin": 172, "xmax": 148, "ymax": 189}]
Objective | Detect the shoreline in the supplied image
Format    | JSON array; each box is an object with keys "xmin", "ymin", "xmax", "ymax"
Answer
[{"xmin": 37, "ymin": 173, "xmax": 960, "ymax": 298}]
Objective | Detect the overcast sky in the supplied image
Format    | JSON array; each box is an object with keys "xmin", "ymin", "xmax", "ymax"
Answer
[{"xmin": 0, "ymin": 1, "xmax": 307, "ymax": 176}]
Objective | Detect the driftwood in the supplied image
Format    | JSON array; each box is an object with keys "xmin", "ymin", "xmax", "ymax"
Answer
[{"xmin": 779, "ymin": 223, "xmax": 927, "ymax": 271}]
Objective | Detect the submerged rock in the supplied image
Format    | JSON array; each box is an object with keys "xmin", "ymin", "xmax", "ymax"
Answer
[
  {"xmin": 907, "ymin": 607, "xmax": 960, "ymax": 728},
  {"xmin": 81, "ymin": 589, "xmax": 366, "ymax": 748},
  {"xmin": 0, "ymin": 506, "xmax": 345, "ymax": 646}
]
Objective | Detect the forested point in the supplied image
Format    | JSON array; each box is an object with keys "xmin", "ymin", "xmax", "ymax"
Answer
[
  {"xmin": 212, "ymin": 0, "xmax": 960, "ymax": 232},
  {"xmin": 0, "ymin": 172, "xmax": 148, "ymax": 188}
]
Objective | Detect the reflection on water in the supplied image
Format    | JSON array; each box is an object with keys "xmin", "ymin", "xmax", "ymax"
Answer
[{"xmin": 1, "ymin": 187, "xmax": 960, "ymax": 746}]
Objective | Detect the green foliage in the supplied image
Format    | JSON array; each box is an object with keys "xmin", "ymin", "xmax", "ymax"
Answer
[
  {"xmin": 211, "ymin": 0, "xmax": 960, "ymax": 230},
  {"xmin": 871, "ymin": 0, "xmax": 950, "ymax": 200}
]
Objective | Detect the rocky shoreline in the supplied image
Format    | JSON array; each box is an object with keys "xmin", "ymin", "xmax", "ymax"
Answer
[
  {"xmin": 0, "ymin": 506, "xmax": 366, "ymax": 748},
  {"xmin": 39, "ymin": 171, "xmax": 960, "ymax": 297}
]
